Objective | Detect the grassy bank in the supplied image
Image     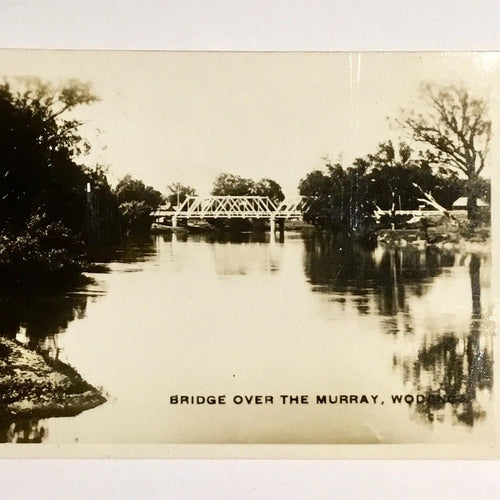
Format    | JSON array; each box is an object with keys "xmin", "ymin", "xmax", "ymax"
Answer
[{"xmin": 0, "ymin": 337, "xmax": 106, "ymax": 420}]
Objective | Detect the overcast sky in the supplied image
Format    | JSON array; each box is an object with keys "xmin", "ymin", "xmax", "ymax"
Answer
[{"xmin": 1, "ymin": 51, "xmax": 498, "ymax": 197}]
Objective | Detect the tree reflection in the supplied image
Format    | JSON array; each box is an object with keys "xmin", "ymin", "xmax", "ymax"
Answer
[
  {"xmin": 0, "ymin": 292, "xmax": 89, "ymax": 357},
  {"xmin": 0, "ymin": 286, "xmax": 99, "ymax": 443},
  {"xmin": 303, "ymin": 232, "xmax": 453, "ymax": 316},
  {"xmin": 395, "ymin": 254, "xmax": 493, "ymax": 426},
  {"xmin": 303, "ymin": 234, "xmax": 493, "ymax": 427},
  {"xmin": 0, "ymin": 418, "xmax": 47, "ymax": 443}
]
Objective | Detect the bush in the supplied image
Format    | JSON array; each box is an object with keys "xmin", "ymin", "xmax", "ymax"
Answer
[
  {"xmin": 0, "ymin": 212, "xmax": 84, "ymax": 287},
  {"xmin": 118, "ymin": 200, "xmax": 154, "ymax": 235}
]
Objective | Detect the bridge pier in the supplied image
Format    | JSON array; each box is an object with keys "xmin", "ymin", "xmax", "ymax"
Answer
[
  {"xmin": 270, "ymin": 216, "xmax": 276, "ymax": 234},
  {"xmin": 172, "ymin": 215, "xmax": 177, "ymax": 228}
]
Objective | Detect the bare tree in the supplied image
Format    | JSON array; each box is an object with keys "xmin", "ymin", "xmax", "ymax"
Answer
[{"xmin": 399, "ymin": 83, "xmax": 491, "ymax": 219}]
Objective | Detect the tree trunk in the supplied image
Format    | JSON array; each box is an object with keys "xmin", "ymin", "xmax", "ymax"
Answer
[
  {"xmin": 466, "ymin": 193, "xmax": 478, "ymax": 222},
  {"xmin": 466, "ymin": 172, "xmax": 479, "ymax": 223}
]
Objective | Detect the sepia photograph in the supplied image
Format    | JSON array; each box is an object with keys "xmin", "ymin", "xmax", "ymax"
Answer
[{"xmin": 0, "ymin": 50, "xmax": 497, "ymax": 454}]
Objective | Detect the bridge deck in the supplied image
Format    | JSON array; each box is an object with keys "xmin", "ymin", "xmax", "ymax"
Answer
[{"xmin": 153, "ymin": 195, "xmax": 306, "ymax": 220}]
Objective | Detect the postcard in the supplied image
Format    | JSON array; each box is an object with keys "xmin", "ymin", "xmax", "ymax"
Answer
[{"xmin": 0, "ymin": 50, "xmax": 497, "ymax": 458}]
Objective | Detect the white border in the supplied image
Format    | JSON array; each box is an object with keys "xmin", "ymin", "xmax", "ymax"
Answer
[
  {"xmin": 2, "ymin": 0, "xmax": 500, "ymax": 498},
  {"xmin": 0, "ymin": 0, "xmax": 499, "ymax": 51}
]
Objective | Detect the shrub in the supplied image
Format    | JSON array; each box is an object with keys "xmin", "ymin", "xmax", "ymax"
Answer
[{"xmin": 0, "ymin": 212, "xmax": 84, "ymax": 287}]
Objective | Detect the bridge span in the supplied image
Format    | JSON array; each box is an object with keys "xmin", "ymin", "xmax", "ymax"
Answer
[{"xmin": 152, "ymin": 195, "xmax": 307, "ymax": 232}]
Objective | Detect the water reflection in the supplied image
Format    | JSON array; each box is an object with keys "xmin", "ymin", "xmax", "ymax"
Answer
[
  {"xmin": 0, "ymin": 238, "xmax": 161, "ymax": 443},
  {"xmin": 394, "ymin": 254, "xmax": 493, "ymax": 426},
  {"xmin": 0, "ymin": 231, "xmax": 494, "ymax": 443},
  {"xmin": 211, "ymin": 234, "xmax": 282, "ymax": 276},
  {"xmin": 0, "ymin": 292, "xmax": 90, "ymax": 354},
  {"xmin": 0, "ymin": 418, "xmax": 47, "ymax": 443},
  {"xmin": 303, "ymin": 233, "xmax": 493, "ymax": 427},
  {"xmin": 112, "ymin": 236, "xmax": 158, "ymax": 263},
  {"xmin": 0, "ymin": 288, "xmax": 94, "ymax": 442},
  {"xmin": 303, "ymin": 233, "xmax": 456, "ymax": 316}
]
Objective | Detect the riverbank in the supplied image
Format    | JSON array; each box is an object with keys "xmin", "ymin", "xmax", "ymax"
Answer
[
  {"xmin": 376, "ymin": 216, "xmax": 490, "ymax": 252},
  {"xmin": 0, "ymin": 337, "xmax": 106, "ymax": 419}
]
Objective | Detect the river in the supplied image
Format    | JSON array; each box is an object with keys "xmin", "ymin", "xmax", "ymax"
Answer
[{"xmin": 0, "ymin": 231, "xmax": 494, "ymax": 444}]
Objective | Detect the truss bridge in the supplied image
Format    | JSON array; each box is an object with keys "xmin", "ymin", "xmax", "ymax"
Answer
[{"xmin": 152, "ymin": 195, "xmax": 307, "ymax": 231}]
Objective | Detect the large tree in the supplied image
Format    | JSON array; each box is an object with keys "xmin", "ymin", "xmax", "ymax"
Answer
[
  {"xmin": 0, "ymin": 78, "xmax": 99, "ymax": 234},
  {"xmin": 210, "ymin": 173, "xmax": 284, "ymax": 232},
  {"xmin": 0, "ymin": 78, "xmax": 122, "ymax": 283},
  {"xmin": 115, "ymin": 174, "xmax": 164, "ymax": 209},
  {"xmin": 211, "ymin": 173, "xmax": 284, "ymax": 203},
  {"xmin": 211, "ymin": 173, "xmax": 255, "ymax": 197},
  {"xmin": 399, "ymin": 83, "xmax": 491, "ymax": 219}
]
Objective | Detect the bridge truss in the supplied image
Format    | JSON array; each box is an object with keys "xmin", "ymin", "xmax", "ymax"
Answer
[{"xmin": 152, "ymin": 195, "xmax": 307, "ymax": 229}]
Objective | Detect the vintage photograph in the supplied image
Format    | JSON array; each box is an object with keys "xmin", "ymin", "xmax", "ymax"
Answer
[{"xmin": 0, "ymin": 51, "xmax": 496, "ymax": 449}]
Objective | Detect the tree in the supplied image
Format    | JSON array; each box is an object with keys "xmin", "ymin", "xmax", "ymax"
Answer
[
  {"xmin": 399, "ymin": 83, "xmax": 491, "ymax": 219},
  {"xmin": 211, "ymin": 173, "xmax": 255, "ymax": 196},
  {"xmin": 166, "ymin": 182, "xmax": 196, "ymax": 208},
  {"xmin": 0, "ymin": 78, "xmax": 99, "ymax": 235},
  {"xmin": 298, "ymin": 141, "xmax": 466, "ymax": 235},
  {"xmin": 252, "ymin": 178, "xmax": 285, "ymax": 204},
  {"xmin": 365, "ymin": 140, "xmax": 464, "ymax": 211},
  {"xmin": 299, "ymin": 162, "xmax": 351, "ymax": 231},
  {"xmin": 211, "ymin": 173, "xmax": 284, "ymax": 203},
  {"xmin": 115, "ymin": 175, "xmax": 164, "ymax": 209},
  {"xmin": 114, "ymin": 175, "xmax": 164, "ymax": 235},
  {"xmin": 0, "ymin": 78, "xmax": 121, "ymax": 283}
]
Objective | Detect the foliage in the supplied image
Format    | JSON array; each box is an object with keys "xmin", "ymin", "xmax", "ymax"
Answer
[
  {"xmin": 211, "ymin": 173, "xmax": 284, "ymax": 204},
  {"xmin": 114, "ymin": 175, "xmax": 164, "ymax": 235},
  {"xmin": 211, "ymin": 173, "xmax": 255, "ymax": 197},
  {"xmin": 0, "ymin": 212, "xmax": 84, "ymax": 286},
  {"xmin": 398, "ymin": 83, "xmax": 491, "ymax": 218},
  {"xmin": 115, "ymin": 175, "xmax": 164, "ymax": 209},
  {"xmin": 209, "ymin": 173, "xmax": 284, "ymax": 232},
  {"xmin": 298, "ymin": 141, "xmax": 469, "ymax": 234},
  {"xmin": 0, "ymin": 78, "xmax": 99, "ymax": 236},
  {"xmin": 0, "ymin": 78, "xmax": 125, "ymax": 283},
  {"xmin": 117, "ymin": 200, "xmax": 154, "ymax": 236},
  {"xmin": 252, "ymin": 178, "xmax": 285, "ymax": 204},
  {"xmin": 166, "ymin": 182, "xmax": 197, "ymax": 208}
]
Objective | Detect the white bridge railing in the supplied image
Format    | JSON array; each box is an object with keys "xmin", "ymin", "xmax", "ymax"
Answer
[{"xmin": 153, "ymin": 195, "xmax": 307, "ymax": 223}]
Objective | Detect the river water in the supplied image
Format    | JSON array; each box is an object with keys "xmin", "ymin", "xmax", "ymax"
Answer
[{"xmin": 0, "ymin": 231, "xmax": 494, "ymax": 444}]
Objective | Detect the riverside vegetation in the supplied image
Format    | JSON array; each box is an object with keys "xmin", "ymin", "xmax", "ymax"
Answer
[{"xmin": 0, "ymin": 79, "xmax": 162, "ymax": 420}]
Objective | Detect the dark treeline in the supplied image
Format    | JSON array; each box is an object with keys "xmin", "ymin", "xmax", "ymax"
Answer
[
  {"xmin": 0, "ymin": 79, "xmax": 163, "ymax": 287},
  {"xmin": 299, "ymin": 83, "xmax": 491, "ymax": 237},
  {"xmin": 299, "ymin": 140, "xmax": 486, "ymax": 234}
]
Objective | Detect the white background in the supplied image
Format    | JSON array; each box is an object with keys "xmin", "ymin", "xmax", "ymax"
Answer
[{"xmin": 1, "ymin": 1, "xmax": 500, "ymax": 498}]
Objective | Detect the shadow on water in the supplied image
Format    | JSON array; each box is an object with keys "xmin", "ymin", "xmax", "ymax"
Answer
[
  {"xmin": 303, "ymin": 233, "xmax": 493, "ymax": 428},
  {"xmin": 0, "ymin": 287, "xmax": 93, "ymax": 442},
  {"xmin": 303, "ymin": 232, "xmax": 453, "ymax": 317},
  {"xmin": 0, "ymin": 235, "xmax": 160, "ymax": 442},
  {"xmin": 0, "ymin": 419, "xmax": 47, "ymax": 443},
  {"xmin": 394, "ymin": 254, "xmax": 493, "ymax": 427},
  {"xmin": 109, "ymin": 235, "xmax": 158, "ymax": 263}
]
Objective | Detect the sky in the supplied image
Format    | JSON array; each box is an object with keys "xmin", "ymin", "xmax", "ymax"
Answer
[{"xmin": 1, "ymin": 51, "xmax": 499, "ymax": 197}]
